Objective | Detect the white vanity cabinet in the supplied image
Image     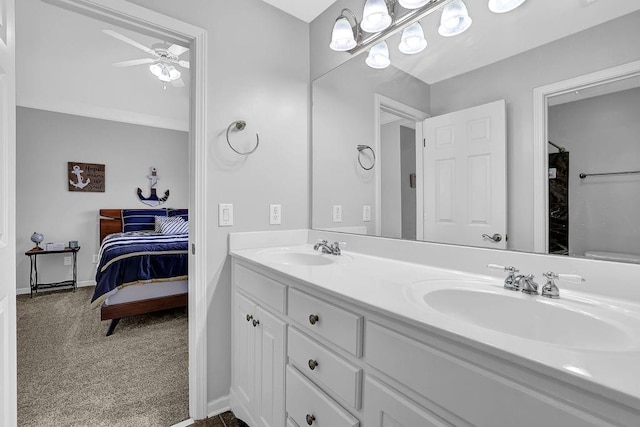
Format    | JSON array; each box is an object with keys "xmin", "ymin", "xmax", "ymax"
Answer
[{"xmin": 230, "ymin": 257, "xmax": 640, "ymax": 427}]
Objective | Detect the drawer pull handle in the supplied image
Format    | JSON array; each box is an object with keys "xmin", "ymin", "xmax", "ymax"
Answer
[
  {"xmin": 309, "ymin": 314, "xmax": 319, "ymax": 325},
  {"xmin": 252, "ymin": 319, "xmax": 260, "ymax": 327},
  {"xmin": 308, "ymin": 359, "xmax": 319, "ymax": 370},
  {"xmin": 245, "ymin": 314, "xmax": 253, "ymax": 322},
  {"xmin": 306, "ymin": 414, "xmax": 316, "ymax": 425}
]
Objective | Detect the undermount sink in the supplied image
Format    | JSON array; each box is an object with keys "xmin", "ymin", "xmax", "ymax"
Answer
[
  {"xmin": 404, "ymin": 280, "xmax": 640, "ymax": 351},
  {"xmin": 257, "ymin": 247, "xmax": 336, "ymax": 266}
]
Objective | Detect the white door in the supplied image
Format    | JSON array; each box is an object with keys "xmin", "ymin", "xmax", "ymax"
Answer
[
  {"xmin": 422, "ymin": 99, "xmax": 507, "ymax": 249},
  {"xmin": 0, "ymin": 1, "xmax": 16, "ymax": 425}
]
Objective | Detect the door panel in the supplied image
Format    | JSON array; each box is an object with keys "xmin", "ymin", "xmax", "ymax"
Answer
[
  {"xmin": 422, "ymin": 99, "xmax": 507, "ymax": 249},
  {"xmin": 234, "ymin": 292, "xmax": 256, "ymax": 411}
]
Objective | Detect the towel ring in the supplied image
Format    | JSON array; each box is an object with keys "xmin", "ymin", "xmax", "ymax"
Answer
[
  {"xmin": 226, "ymin": 120, "xmax": 259, "ymax": 155},
  {"xmin": 357, "ymin": 145, "xmax": 375, "ymax": 170}
]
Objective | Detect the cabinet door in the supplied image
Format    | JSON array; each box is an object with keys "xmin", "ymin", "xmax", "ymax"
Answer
[
  {"xmin": 234, "ymin": 291, "xmax": 257, "ymax": 412},
  {"xmin": 255, "ymin": 305, "xmax": 286, "ymax": 427},
  {"xmin": 363, "ymin": 377, "xmax": 451, "ymax": 427}
]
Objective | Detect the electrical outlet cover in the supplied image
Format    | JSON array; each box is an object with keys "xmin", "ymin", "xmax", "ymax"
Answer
[
  {"xmin": 333, "ymin": 205, "xmax": 343, "ymax": 223},
  {"xmin": 270, "ymin": 204, "xmax": 282, "ymax": 225}
]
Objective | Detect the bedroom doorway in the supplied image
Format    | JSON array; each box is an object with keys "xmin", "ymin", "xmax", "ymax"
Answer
[{"xmin": 14, "ymin": 0, "xmax": 208, "ymax": 423}]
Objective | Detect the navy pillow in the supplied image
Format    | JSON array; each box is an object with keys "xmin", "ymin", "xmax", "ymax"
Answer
[
  {"xmin": 168, "ymin": 209, "xmax": 188, "ymax": 222},
  {"xmin": 122, "ymin": 209, "xmax": 168, "ymax": 232}
]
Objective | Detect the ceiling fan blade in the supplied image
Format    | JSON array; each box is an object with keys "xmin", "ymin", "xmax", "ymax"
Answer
[
  {"xmin": 178, "ymin": 60, "xmax": 190, "ymax": 69},
  {"xmin": 103, "ymin": 29, "xmax": 156, "ymax": 56},
  {"xmin": 167, "ymin": 44, "xmax": 189, "ymax": 57},
  {"xmin": 112, "ymin": 58, "xmax": 155, "ymax": 67},
  {"xmin": 172, "ymin": 78, "xmax": 185, "ymax": 88}
]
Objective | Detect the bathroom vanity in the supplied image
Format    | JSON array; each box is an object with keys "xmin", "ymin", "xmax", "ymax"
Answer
[{"xmin": 229, "ymin": 230, "xmax": 640, "ymax": 427}]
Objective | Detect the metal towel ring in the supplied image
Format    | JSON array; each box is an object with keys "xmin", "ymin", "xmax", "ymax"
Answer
[
  {"xmin": 226, "ymin": 120, "xmax": 259, "ymax": 155},
  {"xmin": 357, "ymin": 145, "xmax": 376, "ymax": 170}
]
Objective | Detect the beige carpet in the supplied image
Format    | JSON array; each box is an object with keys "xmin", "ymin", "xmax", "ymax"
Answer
[{"xmin": 17, "ymin": 287, "xmax": 189, "ymax": 427}]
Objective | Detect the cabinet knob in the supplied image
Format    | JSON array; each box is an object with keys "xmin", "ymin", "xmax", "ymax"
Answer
[
  {"xmin": 306, "ymin": 414, "xmax": 316, "ymax": 425},
  {"xmin": 308, "ymin": 359, "xmax": 319, "ymax": 370},
  {"xmin": 252, "ymin": 319, "xmax": 260, "ymax": 327},
  {"xmin": 245, "ymin": 314, "xmax": 253, "ymax": 322},
  {"xmin": 308, "ymin": 314, "xmax": 319, "ymax": 325}
]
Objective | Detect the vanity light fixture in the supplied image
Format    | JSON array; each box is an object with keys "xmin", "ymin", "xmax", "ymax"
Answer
[
  {"xmin": 399, "ymin": 22, "xmax": 427, "ymax": 54},
  {"xmin": 399, "ymin": 0, "xmax": 430, "ymax": 9},
  {"xmin": 149, "ymin": 61, "xmax": 181, "ymax": 82},
  {"xmin": 366, "ymin": 41, "xmax": 391, "ymax": 69},
  {"xmin": 438, "ymin": 0, "xmax": 472, "ymax": 37},
  {"xmin": 361, "ymin": 0, "xmax": 393, "ymax": 33},
  {"xmin": 488, "ymin": 0, "xmax": 527, "ymax": 14}
]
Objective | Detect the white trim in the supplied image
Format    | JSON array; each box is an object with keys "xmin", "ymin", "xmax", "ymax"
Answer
[
  {"xmin": 532, "ymin": 60, "xmax": 640, "ymax": 253},
  {"xmin": 170, "ymin": 418, "xmax": 194, "ymax": 427},
  {"xmin": 373, "ymin": 94, "xmax": 429, "ymax": 238},
  {"xmin": 16, "ymin": 280, "xmax": 95, "ymax": 296},
  {"xmin": 207, "ymin": 395, "xmax": 231, "ymax": 418},
  {"xmin": 42, "ymin": 0, "xmax": 209, "ymax": 420}
]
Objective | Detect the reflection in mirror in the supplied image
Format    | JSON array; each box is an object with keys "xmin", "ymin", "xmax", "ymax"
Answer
[
  {"xmin": 547, "ymin": 76, "xmax": 640, "ymax": 263},
  {"xmin": 312, "ymin": 1, "xmax": 640, "ymax": 261}
]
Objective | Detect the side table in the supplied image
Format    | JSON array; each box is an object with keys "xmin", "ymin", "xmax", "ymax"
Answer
[{"xmin": 24, "ymin": 247, "xmax": 80, "ymax": 297}]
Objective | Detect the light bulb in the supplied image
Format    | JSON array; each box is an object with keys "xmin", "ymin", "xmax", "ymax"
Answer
[
  {"xmin": 361, "ymin": 0, "xmax": 392, "ymax": 33},
  {"xmin": 399, "ymin": 22, "xmax": 427, "ymax": 54},
  {"xmin": 488, "ymin": 0, "xmax": 526, "ymax": 13},
  {"xmin": 438, "ymin": 0, "xmax": 472, "ymax": 37},
  {"xmin": 365, "ymin": 41, "xmax": 390, "ymax": 69},
  {"xmin": 330, "ymin": 16, "xmax": 357, "ymax": 51}
]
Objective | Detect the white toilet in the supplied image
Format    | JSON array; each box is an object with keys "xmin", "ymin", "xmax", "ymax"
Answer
[{"xmin": 584, "ymin": 250, "xmax": 640, "ymax": 263}]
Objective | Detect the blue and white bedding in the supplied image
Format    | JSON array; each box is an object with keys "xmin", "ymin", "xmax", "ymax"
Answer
[{"xmin": 91, "ymin": 231, "xmax": 188, "ymax": 308}]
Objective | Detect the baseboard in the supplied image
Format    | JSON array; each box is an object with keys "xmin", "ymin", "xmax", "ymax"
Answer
[
  {"xmin": 16, "ymin": 280, "xmax": 95, "ymax": 296},
  {"xmin": 207, "ymin": 395, "xmax": 230, "ymax": 418}
]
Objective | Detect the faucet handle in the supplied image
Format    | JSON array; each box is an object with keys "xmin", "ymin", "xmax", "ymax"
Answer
[
  {"xmin": 487, "ymin": 264, "xmax": 520, "ymax": 291},
  {"xmin": 487, "ymin": 264, "xmax": 518, "ymax": 274},
  {"xmin": 543, "ymin": 271, "xmax": 585, "ymax": 284}
]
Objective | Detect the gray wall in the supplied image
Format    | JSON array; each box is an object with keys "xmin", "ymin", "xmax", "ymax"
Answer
[
  {"xmin": 128, "ymin": 0, "xmax": 310, "ymax": 405},
  {"xmin": 429, "ymin": 11, "xmax": 640, "ymax": 252},
  {"xmin": 16, "ymin": 107, "xmax": 188, "ymax": 292},
  {"xmin": 381, "ymin": 122, "xmax": 402, "ymax": 238},
  {"xmin": 549, "ymin": 87, "xmax": 640, "ymax": 257}
]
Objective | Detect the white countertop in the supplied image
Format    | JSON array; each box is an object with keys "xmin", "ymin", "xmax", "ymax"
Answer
[{"xmin": 230, "ymin": 243, "xmax": 640, "ymax": 408}]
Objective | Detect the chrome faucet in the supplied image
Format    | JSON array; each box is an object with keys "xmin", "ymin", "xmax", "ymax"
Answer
[
  {"xmin": 516, "ymin": 274, "xmax": 539, "ymax": 295},
  {"xmin": 487, "ymin": 264, "xmax": 520, "ymax": 291},
  {"xmin": 541, "ymin": 272, "xmax": 585, "ymax": 299},
  {"xmin": 313, "ymin": 240, "xmax": 341, "ymax": 255}
]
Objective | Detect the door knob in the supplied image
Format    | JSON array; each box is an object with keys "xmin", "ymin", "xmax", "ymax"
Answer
[{"xmin": 482, "ymin": 233, "xmax": 502, "ymax": 242}]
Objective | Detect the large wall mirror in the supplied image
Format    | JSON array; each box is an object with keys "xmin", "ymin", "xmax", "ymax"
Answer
[{"xmin": 312, "ymin": 1, "xmax": 640, "ymax": 262}]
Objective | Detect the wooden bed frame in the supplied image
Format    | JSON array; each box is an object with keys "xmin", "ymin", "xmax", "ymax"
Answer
[{"xmin": 99, "ymin": 209, "xmax": 188, "ymax": 336}]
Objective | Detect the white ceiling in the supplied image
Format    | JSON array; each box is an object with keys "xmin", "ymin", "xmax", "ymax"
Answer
[
  {"xmin": 260, "ymin": 0, "xmax": 337, "ymax": 23},
  {"xmin": 17, "ymin": 0, "xmax": 190, "ymax": 131}
]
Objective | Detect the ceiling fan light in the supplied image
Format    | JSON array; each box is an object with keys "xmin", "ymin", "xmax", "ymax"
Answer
[
  {"xmin": 438, "ymin": 0, "xmax": 472, "ymax": 37},
  {"xmin": 361, "ymin": 0, "xmax": 392, "ymax": 33},
  {"xmin": 399, "ymin": 22, "xmax": 427, "ymax": 54},
  {"xmin": 168, "ymin": 66, "xmax": 181, "ymax": 80},
  {"xmin": 365, "ymin": 41, "xmax": 390, "ymax": 69},
  {"xmin": 488, "ymin": 0, "xmax": 526, "ymax": 13},
  {"xmin": 149, "ymin": 62, "xmax": 163, "ymax": 77},
  {"xmin": 398, "ymin": 0, "xmax": 430, "ymax": 9},
  {"xmin": 330, "ymin": 16, "xmax": 357, "ymax": 51}
]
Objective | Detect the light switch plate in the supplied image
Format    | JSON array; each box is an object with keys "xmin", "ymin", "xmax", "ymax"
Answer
[
  {"xmin": 218, "ymin": 203, "xmax": 234, "ymax": 226},
  {"xmin": 363, "ymin": 205, "xmax": 371, "ymax": 222},
  {"xmin": 333, "ymin": 205, "xmax": 343, "ymax": 223},
  {"xmin": 270, "ymin": 204, "xmax": 282, "ymax": 225}
]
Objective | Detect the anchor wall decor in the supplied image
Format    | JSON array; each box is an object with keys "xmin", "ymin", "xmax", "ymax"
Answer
[
  {"xmin": 137, "ymin": 166, "xmax": 170, "ymax": 206},
  {"xmin": 67, "ymin": 162, "xmax": 105, "ymax": 192}
]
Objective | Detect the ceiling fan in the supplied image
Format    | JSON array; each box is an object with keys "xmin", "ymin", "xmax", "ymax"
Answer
[{"xmin": 103, "ymin": 29, "xmax": 190, "ymax": 87}]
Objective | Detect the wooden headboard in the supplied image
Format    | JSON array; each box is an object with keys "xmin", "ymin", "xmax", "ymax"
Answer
[{"xmin": 99, "ymin": 209, "xmax": 123, "ymax": 244}]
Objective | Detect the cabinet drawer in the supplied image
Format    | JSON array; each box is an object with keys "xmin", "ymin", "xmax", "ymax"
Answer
[
  {"xmin": 234, "ymin": 263, "xmax": 286, "ymax": 313},
  {"xmin": 286, "ymin": 366, "xmax": 359, "ymax": 427},
  {"xmin": 366, "ymin": 322, "xmax": 609, "ymax": 427},
  {"xmin": 363, "ymin": 376, "xmax": 452, "ymax": 427},
  {"xmin": 288, "ymin": 327, "xmax": 362, "ymax": 409},
  {"xmin": 289, "ymin": 288, "xmax": 362, "ymax": 356}
]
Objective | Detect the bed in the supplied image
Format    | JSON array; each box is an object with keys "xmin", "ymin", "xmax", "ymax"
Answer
[{"xmin": 93, "ymin": 208, "xmax": 189, "ymax": 336}]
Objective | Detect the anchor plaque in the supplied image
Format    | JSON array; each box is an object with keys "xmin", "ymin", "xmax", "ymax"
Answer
[
  {"xmin": 68, "ymin": 162, "xmax": 105, "ymax": 192},
  {"xmin": 137, "ymin": 166, "xmax": 170, "ymax": 207}
]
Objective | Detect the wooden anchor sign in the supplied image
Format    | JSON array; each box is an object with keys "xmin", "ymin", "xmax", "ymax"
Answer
[{"xmin": 137, "ymin": 166, "xmax": 170, "ymax": 206}]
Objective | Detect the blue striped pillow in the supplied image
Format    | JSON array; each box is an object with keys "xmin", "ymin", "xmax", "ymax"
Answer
[
  {"xmin": 160, "ymin": 217, "xmax": 188, "ymax": 235},
  {"xmin": 168, "ymin": 209, "xmax": 188, "ymax": 221},
  {"xmin": 122, "ymin": 209, "xmax": 167, "ymax": 232}
]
